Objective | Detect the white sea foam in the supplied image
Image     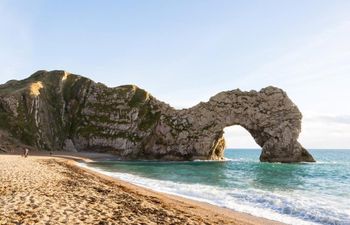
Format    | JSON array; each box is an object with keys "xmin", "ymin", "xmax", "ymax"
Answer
[
  {"xmin": 78, "ymin": 163, "xmax": 350, "ymax": 225},
  {"xmin": 192, "ymin": 157, "xmax": 256, "ymax": 162}
]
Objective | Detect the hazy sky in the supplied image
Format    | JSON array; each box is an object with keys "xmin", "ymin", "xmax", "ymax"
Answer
[{"xmin": 1, "ymin": 0, "xmax": 350, "ymax": 148}]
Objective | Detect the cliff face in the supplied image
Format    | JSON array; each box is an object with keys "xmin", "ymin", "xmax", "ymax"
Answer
[{"xmin": 0, "ymin": 70, "xmax": 315, "ymax": 162}]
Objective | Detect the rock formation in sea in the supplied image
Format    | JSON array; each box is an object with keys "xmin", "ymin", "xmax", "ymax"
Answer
[{"xmin": 0, "ymin": 70, "xmax": 315, "ymax": 162}]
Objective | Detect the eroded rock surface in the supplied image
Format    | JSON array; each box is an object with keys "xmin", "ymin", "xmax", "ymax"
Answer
[{"xmin": 0, "ymin": 70, "xmax": 315, "ymax": 162}]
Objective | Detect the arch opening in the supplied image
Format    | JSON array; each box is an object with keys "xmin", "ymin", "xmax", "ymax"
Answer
[{"xmin": 223, "ymin": 125, "xmax": 261, "ymax": 150}]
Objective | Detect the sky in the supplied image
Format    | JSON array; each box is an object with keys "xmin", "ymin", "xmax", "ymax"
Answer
[{"xmin": 0, "ymin": 0, "xmax": 349, "ymax": 149}]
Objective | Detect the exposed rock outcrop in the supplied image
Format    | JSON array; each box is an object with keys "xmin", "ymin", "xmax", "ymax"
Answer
[{"xmin": 0, "ymin": 70, "xmax": 315, "ymax": 162}]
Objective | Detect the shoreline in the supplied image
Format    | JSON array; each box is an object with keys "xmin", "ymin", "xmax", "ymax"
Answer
[{"xmin": 0, "ymin": 151, "xmax": 284, "ymax": 225}]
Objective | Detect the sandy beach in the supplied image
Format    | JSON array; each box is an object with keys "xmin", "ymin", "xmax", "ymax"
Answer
[{"xmin": 0, "ymin": 153, "xmax": 283, "ymax": 225}]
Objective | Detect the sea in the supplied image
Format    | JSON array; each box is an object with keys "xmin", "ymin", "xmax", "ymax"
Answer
[{"xmin": 79, "ymin": 149, "xmax": 350, "ymax": 225}]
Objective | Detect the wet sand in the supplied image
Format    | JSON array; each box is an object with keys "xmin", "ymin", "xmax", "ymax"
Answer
[{"xmin": 0, "ymin": 153, "xmax": 283, "ymax": 225}]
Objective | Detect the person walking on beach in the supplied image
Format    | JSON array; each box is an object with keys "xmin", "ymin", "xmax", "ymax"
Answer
[{"xmin": 24, "ymin": 148, "xmax": 29, "ymax": 158}]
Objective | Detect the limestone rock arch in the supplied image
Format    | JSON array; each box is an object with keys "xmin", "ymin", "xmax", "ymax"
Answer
[
  {"xmin": 147, "ymin": 86, "xmax": 315, "ymax": 162},
  {"xmin": 0, "ymin": 70, "xmax": 315, "ymax": 163}
]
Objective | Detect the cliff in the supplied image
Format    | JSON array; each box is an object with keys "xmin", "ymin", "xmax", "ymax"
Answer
[{"xmin": 0, "ymin": 70, "xmax": 315, "ymax": 162}]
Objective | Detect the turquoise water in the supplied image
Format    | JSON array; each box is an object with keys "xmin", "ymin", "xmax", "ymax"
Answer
[{"xmin": 82, "ymin": 149, "xmax": 350, "ymax": 225}]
